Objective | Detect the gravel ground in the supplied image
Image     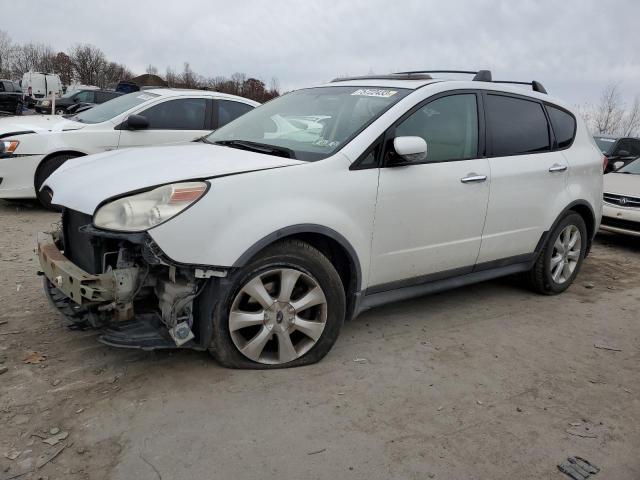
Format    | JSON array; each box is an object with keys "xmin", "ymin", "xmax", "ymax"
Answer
[{"xmin": 0, "ymin": 199, "xmax": 639, "ymax": 480}]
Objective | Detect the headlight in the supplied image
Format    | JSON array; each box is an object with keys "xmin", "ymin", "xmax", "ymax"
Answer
[
  {"xmin": 93, "ymin": 181, "xmax": 208, "ymax": 232},
  {"xmin": 41, "ymin": 100, "xmax": 51, "ymax": 107},
  {"xmin": 0, "ymin": 140, "xmax": 19, "ymax": 154}
]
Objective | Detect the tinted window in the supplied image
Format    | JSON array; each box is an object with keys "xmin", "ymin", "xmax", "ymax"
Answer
[
  {"xmin": 395, "ymin": 94, "xmax": 478, "ymax": 162},
  {"xmin": 486, "ymin": 95, "xmax": 550, "ymax": 156},
  {"xmin": 547, "ymin": 105, "xmax": 576, "ymax": 149},
  {"xmin": 73, "ymin": 92, "xmax": 159, "ymax": 124},
  {"xmin": 218, "ymin": 100, "xmax": 254, "ymax": 127},
  {"xmin": 3, "ymin": 81, "xmax": 13, "ymax": 92},
  {"xmin": 140, "ymin": 98, "xmax": 207, "ymax": 130},
  {"xmin": 614, "ymin": 139, "xmax": 640, "ymax": 156},
  {"xmin": 594, "ymin": 136, "xmax": 617, "ymax": 154},
  {"xmin": 95, "ymin": 91, "xmax": 119, "ymax": 103},
  {"xmin": 75, "ymin": 91, "xmax": 94, "ymax": 103}
]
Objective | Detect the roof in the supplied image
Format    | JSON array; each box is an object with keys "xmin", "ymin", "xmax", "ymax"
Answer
[{"xmin": 143, "ymin": 88, "xmax": 260, "ymax": 105}]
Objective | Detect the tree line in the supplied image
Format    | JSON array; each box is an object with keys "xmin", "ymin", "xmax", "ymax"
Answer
[
  {"xmin": 0, "ymin": 30, "xmax": 279, "ymax": 103},
  {"xmin": 579, "ymin": 83, "xmax": 640, "ymax": 137}
]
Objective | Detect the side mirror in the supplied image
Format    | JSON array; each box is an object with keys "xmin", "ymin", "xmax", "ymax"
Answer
[
  {"xmin": 125, "ymin": 114, "xmax": 149, "ymax": 130},
  {"xmin": 613, "ymin": 161, "xmax": 625, "ymax": 170},
  {"xmin": 393, "ymin": 136, "xmax": 427, "ymax": 164},
  {"xmin": 617, "ymin": 150, "xmax": 630, "ymax": 158}
]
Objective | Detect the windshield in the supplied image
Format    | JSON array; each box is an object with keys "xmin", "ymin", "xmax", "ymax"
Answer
[
  {"xmin": 618, "ymin": 158, "xmax": 640, "ymax": 175},
  {"xmin": 62, "ymin": 89, "xmax": 78, "ymax": 98},
  {"xmin": 72, "ymin": 92, "xmax": 159, "ymax": 124},
  {"xmin": 206, "ymin": 86, "xmax": 410, "ymax": 161},
  {"xmin": 594, "ymin": 136, "xmax": 616, "ymax": 154}
]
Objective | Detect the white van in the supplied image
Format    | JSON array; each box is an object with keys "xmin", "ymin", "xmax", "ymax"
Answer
[{"xmin": 21, "ymin": 71, "xmax": 63, "ymax": 105}]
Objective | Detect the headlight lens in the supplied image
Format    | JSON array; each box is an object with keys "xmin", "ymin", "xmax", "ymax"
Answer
[
  {"xmin": 93, "ymin": 181, "xmax": 208, "ymax": 232},
  {"xmin": 0, "ymin": 140, "xmax": 19, "ymax": 154},
  {"xmin": 41, "ymin": 100, "xmax": 51, "ymax": 107}
]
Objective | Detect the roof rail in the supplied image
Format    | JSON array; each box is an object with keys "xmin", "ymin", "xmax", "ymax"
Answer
[
  {"xmin": 395, "ymin": 70, "xmax": 493, "ymax": 82},
  {"xmin": 493, "ymin": 80, "xmax": 547, "ymax": 94},
  {"xmin": 331, "ymin": 73, "xmax": 433, "ymax": 82}
]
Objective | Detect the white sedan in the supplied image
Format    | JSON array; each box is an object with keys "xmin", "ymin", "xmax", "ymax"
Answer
[
  {"xmin": 0, "ymin": 89, "xmax": 258, "ymax": 208},
  {"xmin": 601, "ymin": 159, "xmax": 640, "ymax": 236}
]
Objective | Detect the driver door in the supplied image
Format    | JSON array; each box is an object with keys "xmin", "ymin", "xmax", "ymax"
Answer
[
  {"xmin": 117, "ymin": 98, "xmax": 212, "ymax": 149},
  {"xmin": 368, "ymin": 93, "xmax": 490, "ymax": 289}
]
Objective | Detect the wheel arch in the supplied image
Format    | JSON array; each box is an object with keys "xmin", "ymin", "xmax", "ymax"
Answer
[
  {"xmin": 540, "ymin": 200, "xmax": 597, "ymax": 257},
  {"xmin": 232, "ymin": 224, "xmax": 363, "ymax": 320},
  {"xmin": 34, "ymin": 150, "xmax": 86, "ymax": 187}
]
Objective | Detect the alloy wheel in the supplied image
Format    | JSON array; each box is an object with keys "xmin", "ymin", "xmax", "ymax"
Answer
[
  {"xmin": 550, "ymin": 224, "xmax": 581, "ymax": 284},
  {"xmin": 229, "ymin": 268, "xmax": 328, "ymax": 364}
]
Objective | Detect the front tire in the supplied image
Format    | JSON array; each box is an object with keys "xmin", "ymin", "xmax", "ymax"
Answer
[
  {"xmin": 526, "ymin": 212, "xmax": 587, "ymax": 294},
  {"xmin": 207, "ymin": 240, "xmax": 346, "ymax": 369},
  {"xmin": 35, "ymin": 154, "xmax": 80, "ymax": 210}
]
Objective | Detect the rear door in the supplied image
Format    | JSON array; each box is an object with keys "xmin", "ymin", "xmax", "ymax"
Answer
[
  {"xmin": 476, "ymin": 93, "xmax": 569, "ymax": 264},
  {"xmin": 368, "ymin": 92, "xmax": 491, "ymax": 288},
  {"xmin": 214, "ymin": 99, "xmax": 255, "ymax": 128},
  {"xmin": 117, "ymin": 97, "xmax": 211, "ymax": 148}
]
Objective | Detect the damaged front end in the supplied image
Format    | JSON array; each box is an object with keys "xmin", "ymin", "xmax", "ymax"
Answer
[{"xmin": 38, "ymin": 209, "xmax": 225, "ymax": 350}]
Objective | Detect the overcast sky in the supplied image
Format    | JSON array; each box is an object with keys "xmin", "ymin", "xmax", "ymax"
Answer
[{"xmin": 4, "ymin": 0, "xmax": 639, "ymax": 105}]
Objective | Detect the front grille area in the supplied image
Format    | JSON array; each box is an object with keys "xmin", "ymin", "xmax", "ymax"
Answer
[
  {"xmin": 62, "ymin": 209, "xmax": 102, "ymax": 273},
  {"xmin": 603, "ymin": 192, "xmax": 640, "ymax": 208},
  {"xmin": 601, "ymin": 215, "xmax": 640, "ymax": 233}
]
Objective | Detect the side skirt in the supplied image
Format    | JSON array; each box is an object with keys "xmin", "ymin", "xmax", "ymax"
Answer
[{"xmin": 354, "ymin": 255, "xmax": 535, "ymax": 316}]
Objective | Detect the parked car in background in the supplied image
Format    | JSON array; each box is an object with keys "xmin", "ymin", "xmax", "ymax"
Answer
[
  {"xmin": 21, "ymin": 72, "xmax": 62, "ymax": 107},
  {"xmin": 601, "ymin": 158, "xmax": 640, "ymax": 236},
  {"xmin": 0, "ymin": 89, "xmax": 258, "ymax": 208},
  {"xmin": 36, "ymin": 70, "xmax": 603, "ymax": 368},
  {"xmin": 594, "ymin": 135, "xmax": 640, "ymax": 173},
  {"xmin": 35, "ymin": 89, "xmax": 122, "ymax": 114},
  {"xmin": 0, "ymin": 80, "xmax": 23, "ymax": 115}
]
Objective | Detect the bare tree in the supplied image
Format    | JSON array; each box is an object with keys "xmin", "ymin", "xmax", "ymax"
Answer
[
  {"xmin": 180, "ymin": 62, "xmax": 198, "ymax": 88},
  {"xmin": 68, "ymin": 44, "xmax": 107, "ymax": 86},
  {"xmin": 165, "ymin": 66, "xmax": 178, "ymax": 87},
  {"xmin": 0, "ymin": 30, "xmax": 14, "ymax": 78},
  {"xmin": 11, "ymin": 43, "xmax": 56, "ymax": 77},
  {"xmin": 620, "ymin": 96, "xmax": 640, "ymax": 137},
  {"xmin": 146, "ymin": 64, "xmax": 158, "ymax": 75},
  {"xmin": 53, "ymin": 52, "xmax": 73, "ymax": 85},
  {"xmin": 593, "ymin": 83, "xmax": 624, "ymax": 135}
]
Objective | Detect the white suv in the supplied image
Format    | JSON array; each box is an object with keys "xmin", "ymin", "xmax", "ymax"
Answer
[
  {"xmin": 38, "ymin": 70, "xmax": 603, "ymax": 368},
  {"xmin": 0, "ymin": 89, "xmax": 258, "ymax": 208}
]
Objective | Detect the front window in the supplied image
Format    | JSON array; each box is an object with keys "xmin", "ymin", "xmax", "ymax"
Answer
[
  {"xmin": 72, "ymin": 92, "xmax": 159, "ymax": 124},
  {"xmin": 206, "ymin": 86, "xmax": 410, "ymax": 161},
  {"xmin": 618, "ymin": 159, "xmax": 640, "ymax": 175},
  {"xmin": 594, "ymin": 136, "xmax": 616, "ymax": 154}
]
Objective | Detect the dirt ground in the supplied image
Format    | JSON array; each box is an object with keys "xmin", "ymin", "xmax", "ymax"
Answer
[{"xmin": 0, "ymin": 199, "xmax": 639, "ymax": 480}]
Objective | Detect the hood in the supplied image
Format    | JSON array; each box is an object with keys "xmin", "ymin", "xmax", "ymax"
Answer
[
  {"xmin": 603, "ymin": 172, "xmax": 640, "ymax": 196},
  {"xmin": 0, "ymin": 115, "xmax": 84, "ymax": 136},
  {"xmin": 45, "ymin": 143, "xmax": 304, "ymax": 214}
]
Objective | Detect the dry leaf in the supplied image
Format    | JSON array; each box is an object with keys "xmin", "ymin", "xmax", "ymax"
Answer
[{"xmin": 23, "ymin": 351, "xmax": 47, "ymax": 364}]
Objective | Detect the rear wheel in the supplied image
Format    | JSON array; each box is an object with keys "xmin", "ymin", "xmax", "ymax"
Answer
[
  {"xmin": 55, "ymin": 108, "xmax": 65, "ymax": 115},
  {"xmin": 207, "ymin": 240, "xmax": 346, "ymax": 369},
  {"xmin": 526, "ymin": 212, "xmax": 587, "ymax": 294},
  {"xmin": 35, "ymin": 154, "xmax": 80, "ymax": 210}
]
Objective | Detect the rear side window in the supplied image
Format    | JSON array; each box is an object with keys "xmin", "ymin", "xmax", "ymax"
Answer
[
  {"xmin": 75, "ymin": 91, "xmax": 95, "ymax": 103},
  {"xmin": 546, "ymin": 105, "xmax": 576, "ymax": 149},
  {"xmin": 395, "ymin": 94, "xmax": 478, "ymax": 162},
  {"xmin": 486, "ymin": 95, "xmax": 550, "ymax": 156},
  {"xmin": 140, "ymin": 98, "xmax": 207, "ymax": 130},
  {"xmin": 217, "ymin": 100, "xmax": 254, "ymax": 128}
]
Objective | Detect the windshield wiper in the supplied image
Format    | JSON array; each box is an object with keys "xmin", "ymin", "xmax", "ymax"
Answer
[
  {"xmin": 193, "ymin": 134, "xmax": 212, "ymax": 143},
  {"xmin": 214, "ymin": 140, "xmax": 296, "ymax": 159}
]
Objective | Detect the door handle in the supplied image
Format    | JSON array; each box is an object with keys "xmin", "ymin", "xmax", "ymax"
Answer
[
  {"xmin": 548, "ymin": 164, "xmax": 567, "ymax": 173},
  {"xmin": 460, "ymin": 174, "xmax": 487, "ymax": 183}
]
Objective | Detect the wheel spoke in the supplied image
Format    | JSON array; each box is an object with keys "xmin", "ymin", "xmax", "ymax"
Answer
[
  {"xmin": 552, "ymin": 260, "xmax": 564, "ymax": 282},
  {"xmin": 561, "ymin": 261, "xmax": 572, "ymax": 281},
  {"xmin": 550, "ymin": 254, "xmax": 563, "ymax": 269},
  {"xmin": 567, "ymin": 250, "xmax": 580, "ymax": 261},
  {"xmin": 568, "ymin": 229, "xmax": 580, "ymax": 249},
  {"xmin": 241, "ymin": 326, "xmax": 272, "ymax": 360},
  {"xmin": 229, "ymin": 310, "xmax": 264, "ymax": 332},
  {"xmin": 554, "ymin": 236, "xmax": 564, "ymax": 255},
  {"xmin": 292, "ymin": 286, "xmax": 325, "ymax": 312},
  {"xmin": 278, "ymin": 269, "xmax": 301, "ymax": 303},
  {"xmin": 276, "ymin": 331, "xmax": 298, "ymax": 363},
  {"xmin": 294, "ymin": 317, "xmax": 325, "ymax": 341},
  {"xmin": 242, "ymin": 276, "xmax": 274, "ymax": 310}
]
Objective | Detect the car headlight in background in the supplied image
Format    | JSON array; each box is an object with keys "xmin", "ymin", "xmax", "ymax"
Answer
[
  {"xmin": 0, "ymin": 140, "xmax": 19, "ymax": 155},
  {"xmin": 93, "ymin": 181, "xmax": 208, "ymax": 232},
  {"xmin": 41, "ymin": 100, "xmax": 51, "ymax": 107}
]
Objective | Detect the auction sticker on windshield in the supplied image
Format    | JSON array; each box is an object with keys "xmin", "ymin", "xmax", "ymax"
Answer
[{"xmin": 351, "ymin": 89, "xmax": 397, "ymax": 98}]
